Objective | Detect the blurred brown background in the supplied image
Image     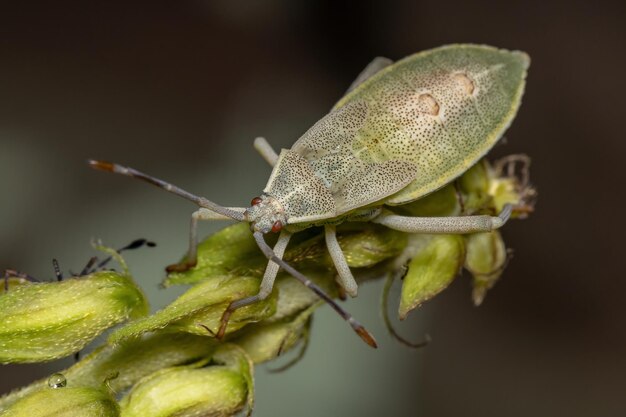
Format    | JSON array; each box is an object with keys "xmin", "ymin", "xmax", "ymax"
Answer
[{"xmin": 1, "ymin": 1, "xmax": 625, "ymax": 416}]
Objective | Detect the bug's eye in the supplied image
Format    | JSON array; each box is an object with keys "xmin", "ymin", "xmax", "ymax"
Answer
[
  {"xmin": 251, "ymin": 197, "xmax": 263, "ymax": 206},
  {"xmin": 271, "ymin": 221, "xmax": 283, "ymax": 233}
]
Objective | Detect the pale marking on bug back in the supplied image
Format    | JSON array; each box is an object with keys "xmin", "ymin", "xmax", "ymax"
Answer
[
  {"xmin": 330, "ymin": 47, "xmax": 528, "ymax": 206},
  {"xmin": 453, "ymin": 72, "xmax": 476, "ymax": 96},
  {"xmin": 417, "ymin": 93, "xmax": 440, "ymax": 116}
]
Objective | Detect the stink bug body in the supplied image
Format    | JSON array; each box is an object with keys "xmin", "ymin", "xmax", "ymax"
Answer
[{"xmin": 90, "ymin": 44, "xmax": 529, "ymax": 348}]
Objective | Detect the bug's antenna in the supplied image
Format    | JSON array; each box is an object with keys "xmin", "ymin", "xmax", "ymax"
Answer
[
  {"xmin": 253, "ymin": 231, "xmax": 378, "ymax": 348},
  {"xmin": 95, "ymin": 239, "xmax": 156, "ymax": 270},
  {"xmin": 52, "ymin": 259, "xmax": 63, "ymax": 281},
  {"xmin": 77, "ymin": 256, "xmax": 98, "ymax": 276},
  {"xmin": 87, "ymin": 160, "xmax": 245, "ymax": 222},
  {"xmin": 77, "ymin": 239, "xmax": 157, "ymax": 275}
]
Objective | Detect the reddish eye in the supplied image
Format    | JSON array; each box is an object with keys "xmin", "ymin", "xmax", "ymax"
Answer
[
  {"xmin": 251, "ymin": 196, "xmax": 263, "ymax": 206},
  {"xmin": 271, "ymin": 221, "xmax": 283, "ymax": 233}
]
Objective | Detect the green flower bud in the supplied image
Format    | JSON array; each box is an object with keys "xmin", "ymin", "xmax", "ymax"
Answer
[
  {"xmin": 490, "ymin": 154, "xmax": 536, "ymax": 218},
  {"xmin": 164, "ymin": 223, "xmax": 407, "ymax": 288},
  {"xmin": 284, "ymin": 224, "xmax": 407, "ymax": 270},
  {"xmin": 399, "ymin": 235, "xmax": 466, "ymax": 319},
  {"xmin": 0, "ymin": 333, "xmax": 217, "ymax": 411},
  {"xmin": 114, "ymin": 222, "xmax": 406, "ymax": 343},
  {"xmin": 393, "ymin": 182, "xmax": 460, "ymax": 217},
  {"xmin": 456, "ymin": 160, "xmax": 492, "ymax": 213},
  {"xmin": 268, "ymin": 271, "xmax": 335, "ymax": 322},
  {"xmin": 464, "ymin": 231, "xmax": 507, "ymax": 306},
  {"xmin": 163, "ymin": 223, "xmax": 267, "ymax": 287},
  {"xmin": 119, "ymin": 344, "xmax": 253, "ymax": 417},
  {"xmin": 109, "ymin": 275, "xmax": 278, "ymax": 343},
  {"xmin": 234, "ymin": 303, "xmax": 318, "ymax": 364},
  {"xmin": 110, "ymin": 267, "xmax": 339, "ymax": 344},
  {"xmin": 0, "ymin": 271, "xmax": 148, "ymax": 363},
  {"xmin": 0, "ymin": 384, "xmax": 119, "ymax": 417}
]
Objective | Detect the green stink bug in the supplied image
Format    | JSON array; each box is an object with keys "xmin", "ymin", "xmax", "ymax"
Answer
[{"xmin": 89, "ymin": 44, "xmax": 529, "ymax": 348}]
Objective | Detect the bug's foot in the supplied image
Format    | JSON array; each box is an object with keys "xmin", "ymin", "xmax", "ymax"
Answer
[
  {"xmin": 165, "ymin": 260, "xmax": 197, "ymax": 273},
  {"xmin": 354, "ymin": 326, "xmax": 378, "ymax": 348},
  {"xmin": 216, "ymin": 307, "xmax": 234, "ymax": 340}
]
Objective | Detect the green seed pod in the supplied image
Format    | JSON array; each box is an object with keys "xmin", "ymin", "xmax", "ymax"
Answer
[
  {"xmin": 456, "ymin": 160, "xmax": 492, "ymax": 213},
  {"xmin": 392, "ymin": 182, "xmax": 460, "ymax": 217},
  {"xmin": 0, "ymin": 271, "xmax": 148, "ymax": 363},
  {"xmin": 482, "ymin": 155, "xmax": 536, "ymax": 220},
  {"xmin": 114, "ymin": 222, "xmax": 407, "ymax": 342},
  {"xmin": 164, "ymin": 222, "xmax": 407, "ymax": 288},
  {"xmin": 119, "ymin": 344, "xmax": 253, "ymax": 417},
  {"xmin": 0, "ymin": 333, "xmax": 217, "ymax": 411},
  {"xmin": 399, "ymin": 235, "xmax": 466, "ymax": 319},
  {"xmin": 464, "ymin": 231, "xmax": 507, "ymax": 306},
  {"xmin": 0, "ymin": 384, "xmax": 119, "ymax": 417},
  {"xmin": 109, "ymin": 275, "xmax": 278, "ymax": 343},
  {"xmin": 163, "ymin": 223, "xmax": 268, "ymax": 287},
  {"xmin": 234, "ymin": 303, "xmax": 319, "ymax": 364},
  {"xmin": 109, "ymin": 268, "xmax": 337, "ymax": 343},
  {"xmin": 490, "ymin": 176, "xmax": 521, "ymax": 213},
  {"xmin": 286, "ymin": 223, "xmax": 407, "ymax": 269},
  {"xmin": 268, "ymin": 271, "xmax": 335, "ymax": 322}
]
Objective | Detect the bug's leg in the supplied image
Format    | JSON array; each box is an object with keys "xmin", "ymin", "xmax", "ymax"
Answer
[
  {"xmin": 3, "ymin": 270, "xmax": 11, "ymax": 292},
  {"xmin": 75, "ymin": 256, "xmax": 98, "ymax": 276},
  {"xmin": 167, "ymin": 207, "xmax": 246, "ymax": 273},
  {"xmin": 381, "ymin": 269, "xmax": 430, "ymax": 348},
  {"xmin": 373, "ymin": 204, "xmax": 513, "ymax": 234},
  {"xmin": 344, "ymin": 57, "xmax": 393, "ymax": 94},
  {"xmin": 253, "ymin": 137, "xmax": 278, "ymax": 167},
  {"xmin": 324, "ymin": 224, "xmax": 358, "ymax": 297},
  {"xmin": 269, "ymin": 306, "xmax": 317, "ymax": 372},
  {"xmin": 216, "ymin": 230, "xmax": 292, "ymax": 338},
  {"xmin": 253, "ymin": 231, "xmax": 378, "ymax": 348},
  {"xmin": 3, "ymin": 269, "xmax": 39, "ymax": 292}
]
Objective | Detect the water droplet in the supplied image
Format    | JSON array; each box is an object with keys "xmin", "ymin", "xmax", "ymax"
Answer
[{"xmin": 48, "ymin": 373, "xmax": 67, "ymax": 389}]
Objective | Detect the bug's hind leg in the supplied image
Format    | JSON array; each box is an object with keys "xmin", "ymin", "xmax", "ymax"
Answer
[
  {"xmin": 215, "ymin": 230, "xmax": 292, "ymax": 338},
  {"xmin": 166, "ymin": 207, "xmax": 246, "ymax": 273},
  {"xmin": 373, "ymin": 204, "xmax": 513, "ymax": 234},
  {"xmin": 344, "ymin": 57, "xmax": 393, "ymax": 94},
  {"xmin": 325, "ymin": 225, "xmax": 358, "ymax": 297},
  {"xmin": 253, "ymin": 137, "xmax": 278, "ymax": 167}
]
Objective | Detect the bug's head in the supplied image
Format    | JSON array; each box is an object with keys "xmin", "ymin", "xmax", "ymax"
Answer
[{"xmin": 244, "ymin": 194, "xmax": 287, "ymax": 234}]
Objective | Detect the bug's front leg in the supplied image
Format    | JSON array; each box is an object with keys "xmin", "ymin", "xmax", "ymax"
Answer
[
  {"xmin": 166, "ymin": 207, "xmax": 246, "ymax": 273},
  {"xmin": 344, "ymin": 56, "xmax": 393, "ymax": 94},
  {"xmin": 215, "ymin": 230, "xmax": 292, "ymax": 338},
  {"xmin": 325, "ymin": 224, "xmax": 358, "ymax": 297},
  {"xmin": 373, "ymin": 204, "xmax": 513, "ymax": 234}
]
